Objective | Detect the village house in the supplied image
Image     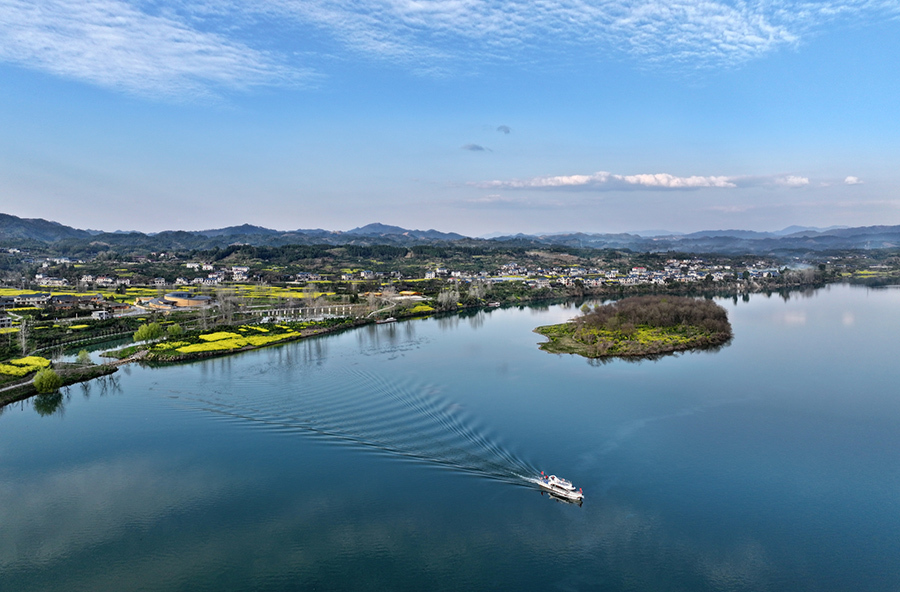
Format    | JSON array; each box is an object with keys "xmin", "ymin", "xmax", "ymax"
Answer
[{"xmin": 14, "ymin": 293, "xmax": 51, "ymax": 307}]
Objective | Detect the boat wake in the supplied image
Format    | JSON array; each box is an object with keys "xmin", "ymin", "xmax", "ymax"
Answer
[{"xmin": 166, "ymin": 368, "xmax": 540, "ymax": 489}]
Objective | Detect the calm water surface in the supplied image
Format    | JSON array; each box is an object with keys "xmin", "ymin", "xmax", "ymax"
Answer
[{"xmin": 1, "ymin": 284, "xmax": 898, "ymax": 591}]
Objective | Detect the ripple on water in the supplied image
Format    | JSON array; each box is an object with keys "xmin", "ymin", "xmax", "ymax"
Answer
[{"xmin": 166, "ymin": 368, "xmax": 540, "ymax": 489}]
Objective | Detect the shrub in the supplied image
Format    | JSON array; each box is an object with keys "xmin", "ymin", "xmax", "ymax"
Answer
[{"xmin": 33, "ymin": 368, "xmax": 63, "ymax": 394}]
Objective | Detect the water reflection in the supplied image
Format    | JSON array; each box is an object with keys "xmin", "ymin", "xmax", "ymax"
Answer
[
  {"xmin": 24, "ymin": 374, "xmax": 122, "ymax": 417},
  {"xmin": 435, "ymin": 314, "xmax": 459, "ymax": 331},
  {"xmin": 353, "ymin": 320, "xmax": 423, "ymax": 358},
  {"xmin": 0, "ymin": 449, "xmax": 782, "ymax": 592},
  {"xmin": 0, "ymin": 456, "xmax": 228, "ymax": 579},
  {"xmin": 32, "ymin": 391, "xmax": 65, "ymax": 417},
  {"xmin": 466, "ymin": 310, "xmax": 485, "ymax": 329}
]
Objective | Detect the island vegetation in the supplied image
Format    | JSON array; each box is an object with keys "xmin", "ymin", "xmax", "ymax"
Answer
[{"xmin": 535, "ymin": 295, "xmax": 733, "ymax": 359}]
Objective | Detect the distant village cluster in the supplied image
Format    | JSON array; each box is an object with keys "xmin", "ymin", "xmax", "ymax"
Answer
[
  {"xmin": 31, "ymin": 261, "xmax": 252, "ymax": 289},
  {"xmin": 0, "ymin": 292, "xmax": 123, "ymax": 327},
  {"xmin": 24, "ymin": 256, "xmax": 782, "ymax": 292},
  {"xmin": 420, "ymin": 258, "xmax": 780, "ymax": 287}
]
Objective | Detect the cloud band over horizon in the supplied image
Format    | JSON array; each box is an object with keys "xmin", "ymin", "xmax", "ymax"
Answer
[{"xmin": 473, "ymin": 170, "xmax": 872, "ymax": 192}]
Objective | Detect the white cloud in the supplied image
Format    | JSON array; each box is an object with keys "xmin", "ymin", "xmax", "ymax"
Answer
[
  {"xmin": 619, "ymin": 173, "xmax": 737, "ymax": 188},
  {"xmin": 776, "ymin": 175, "xmax": 810, "ymax": 187},
  {"xmin": 2, "ymin": 0, "xmax": 899, "ymax": 97},
  {"xmin": 0, "ymin": 0, "xmax": 302, "ymax": 99},
  {"xmin": 477, "ymin": 170, "xmax": 737, "ymax": 190},
  {"xmin": 844, "ymin": 175, "xmax": 863, "ymax": 185},
  {"xmin": 248, "ymin": 0, "xmax": 900, "ymax": 70}
]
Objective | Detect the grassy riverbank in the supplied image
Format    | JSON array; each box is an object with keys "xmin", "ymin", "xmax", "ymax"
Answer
[
  {"xmin": 535, "ymin": 295, "xmax": 733, "ymax": 359},
  {"xmin": 0, "ymin": 363, "xmax": 118, "ymax": 407},
  {"xmin": 107, "ymin": 316, "xmax": 367, "ymax": 363}
]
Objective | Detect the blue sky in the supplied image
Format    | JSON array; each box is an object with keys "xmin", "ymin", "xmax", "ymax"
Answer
[{"xmin": 1, "ymin": 0, "xmax": 899, "ymax": 236}]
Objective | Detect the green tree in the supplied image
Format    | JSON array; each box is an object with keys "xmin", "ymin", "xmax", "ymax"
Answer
[
  {"xmin": 33, "ymin": 368, "xmax": 63, "ymax": 394},
  {"xmin": 167, "ymin": 323, "xmax": 183, "ymax": 338},
  {"xmin": 133, "ymin": 322, "xmax": 164, "ymax": 342},
  {"xmin": 76, "ymin": 349, "xmax": 92, "ymax": 366}
]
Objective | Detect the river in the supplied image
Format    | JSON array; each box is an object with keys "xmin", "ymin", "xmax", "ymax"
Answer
[{"xmin": 1, "ymin": 284, "xmax": 898, "ymax": 591}]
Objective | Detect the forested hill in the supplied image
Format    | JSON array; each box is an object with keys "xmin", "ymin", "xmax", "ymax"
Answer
[
  {"xmin": 1, "ymin": 212, "xmax": 899, "ymax": 255},
  {"xmin": 0, "ymin": 214, "xmax": 468, "ymax": 253}
]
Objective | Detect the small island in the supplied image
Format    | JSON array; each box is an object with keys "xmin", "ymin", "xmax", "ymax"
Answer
[{"xmin": 535, "ymin": 295, "xmax": 732, "ymax": 359}]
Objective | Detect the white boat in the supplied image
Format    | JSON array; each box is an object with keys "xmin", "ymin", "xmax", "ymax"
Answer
[
  {"xmin": 537, "ymin": 472, "xmax": 584, "ymax": 503},
  {"xmin": 375, "ymin": 317, "xmax": 397, "ymax": 324}
]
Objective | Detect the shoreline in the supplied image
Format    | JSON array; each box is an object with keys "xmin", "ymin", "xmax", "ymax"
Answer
[
  {"xmin": 0, "ymin": 364, "xmax": 120, "ymax": 407},
  {"xmin": 0, "ymin": 281, "xmax": 844, "ymax": 409}
]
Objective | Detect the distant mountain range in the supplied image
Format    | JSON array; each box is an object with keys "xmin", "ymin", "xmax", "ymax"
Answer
[
  {"xmin": 0, "ymin": 215, "xmax": 469, "ymax": 251},
  {"xmin": 488, "ymin": 226, "xmax": 900, "ymax": 253},
  {"xmin": 1, "ymin": 213, "xmax": 898, "ymax": 255}
]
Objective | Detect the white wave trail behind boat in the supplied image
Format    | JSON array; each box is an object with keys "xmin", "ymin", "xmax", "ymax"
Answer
[{"xmin": 166, "ymin": 368, "xmax": 539, "ymax": 488}]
